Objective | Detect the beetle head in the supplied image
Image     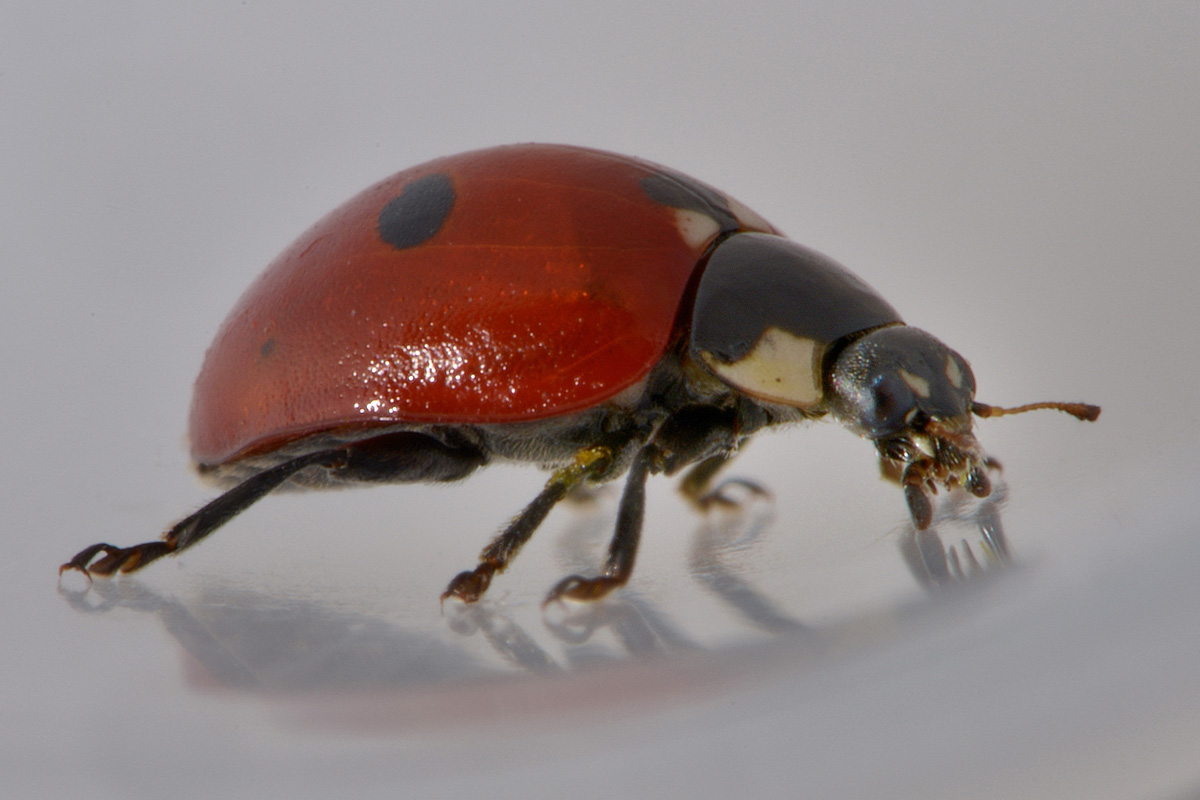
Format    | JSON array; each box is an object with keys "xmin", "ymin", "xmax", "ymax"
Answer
[
  {"xmin": 827, "ymin": 326, "xmax": 976, "ymax": 441},
  {"xmin": 827, "ymin": 325, "xmax": 1100, "ymax": 529},
  {"xmin": 826, "ymin": 326, "xmax": 989, "ymax": 529}
]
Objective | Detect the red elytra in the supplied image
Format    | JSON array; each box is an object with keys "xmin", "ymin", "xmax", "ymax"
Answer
[{"xmin": 190, "ymin": 144, "xmax": 776, "ymax": 465}]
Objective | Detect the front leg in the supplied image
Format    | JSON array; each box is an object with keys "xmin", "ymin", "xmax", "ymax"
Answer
[
  {"xmin": 660, "ymin": 405, "xmax": 769, "ymax": 510},
  {"xmin": 678, "ymin": 453, "xmax": 770, "ymax": 510}
]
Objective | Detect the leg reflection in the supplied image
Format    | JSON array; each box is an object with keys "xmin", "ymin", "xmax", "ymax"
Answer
[{"xmin": 900, "ymin": 479, "xmax": 1011, "ymax": 591}]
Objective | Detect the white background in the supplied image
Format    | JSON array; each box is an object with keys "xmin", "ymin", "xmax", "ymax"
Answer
[{"xmin": 3, "ymin": 3, "xmax": 1198, "ymax": 798}]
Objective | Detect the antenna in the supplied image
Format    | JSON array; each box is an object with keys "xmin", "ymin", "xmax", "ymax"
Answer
[{"xmin": 971, "ymin": 401, "xmax": 1101, "ymax": 422}]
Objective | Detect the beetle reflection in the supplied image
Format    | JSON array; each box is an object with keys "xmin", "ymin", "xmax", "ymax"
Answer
[{"xmin": 60, "ymin": 477, "xmax": 1008, "ymax": 712}]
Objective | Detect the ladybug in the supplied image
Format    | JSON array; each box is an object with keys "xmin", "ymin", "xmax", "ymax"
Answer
[{"xmin": 61, "ymin": 144, "xmax": 1099, "ymax": 604}]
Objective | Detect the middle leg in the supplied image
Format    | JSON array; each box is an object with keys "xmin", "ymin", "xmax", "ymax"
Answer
[{"xmin": 442, "ymin": 445, "xmax": 615, "ymax": 603}]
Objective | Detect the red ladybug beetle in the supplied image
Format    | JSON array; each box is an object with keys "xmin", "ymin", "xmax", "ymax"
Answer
[{"xmin": 61, "ymin": 144, "xmax": 1099, "ymax": 603}]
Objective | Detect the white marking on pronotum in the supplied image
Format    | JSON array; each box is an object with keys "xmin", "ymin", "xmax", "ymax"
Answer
[{"xmin": 701, "ymin": 327, "xmax": 823, "ymax": 408}]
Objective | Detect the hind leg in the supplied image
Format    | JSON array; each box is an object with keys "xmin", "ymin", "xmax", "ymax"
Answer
[{"xmin": 60, "ymin": 431, "xmax": 487, "ymax": 578}]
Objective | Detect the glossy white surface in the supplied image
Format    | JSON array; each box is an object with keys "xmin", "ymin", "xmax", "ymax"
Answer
[{"xmin": 4, "ymin": 4, "xmax": 1198, "ymax": 798}]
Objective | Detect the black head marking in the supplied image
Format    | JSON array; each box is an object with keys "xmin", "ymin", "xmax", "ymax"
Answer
[
  {"xmin": 640, "ymin": 171, "xmax": 739, "ymax": 233},
  {"xmin": 378, "ymin": 172, "xmax": 456, "ymax": 250}
]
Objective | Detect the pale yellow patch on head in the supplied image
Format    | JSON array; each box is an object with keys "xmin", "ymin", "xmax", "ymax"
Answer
[
  {"xmin": 898, "ymin": 368, "xmax": 931, "ymax": 398},
  {"xmin": 944, "ymin": 356, "xmax": 964, "ymax": 389},
  {"xmin": 702, "ymin": 327, "xmax": 823, "ymax": 408},
  {"xmin": 673, "ymin": 208, "xmax": 722, "ymax": 250}
]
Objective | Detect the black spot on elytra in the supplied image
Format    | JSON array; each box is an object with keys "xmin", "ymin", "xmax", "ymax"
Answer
[
  {"xmin": 378, "ymin": 172, "xmax": 456, "ymax": 250},
  {"xmin": 640, "ymin": 171, "xmax": 739, "ymax": 232},
  {"xmin": 259, "ymin": 337, "xmax": 276, "ymax": 359}
]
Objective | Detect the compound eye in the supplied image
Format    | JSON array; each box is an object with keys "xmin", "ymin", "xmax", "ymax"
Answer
[{"xmin": 867, "ymin": 371, "xmax": 917, "ymax": 438}]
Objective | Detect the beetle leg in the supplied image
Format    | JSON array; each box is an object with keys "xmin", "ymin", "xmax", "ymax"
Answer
[
  {"xmin": 901, "ymin": 458, "xmax": 936, "ymax": 530},
  {"xmin": 60, "ymin": 448, "xmax": 350, "ymax": 578},
  {"xmin": 678, "ymin": 454, "xmax": 770, "ymax": 510},
  {"xmin": 61, "ymin": 431, "xmax": 488, "ymax": 580},
  {"xmin": 679, "ymin": 453, "xmax": 732, "ymax": 503},
  {"xmin": 543, "ymin": 446, "xmax": 651, "ymax": 605},
  {"xmin": 442, "ymin": 446, "xmax": 614, "ymax": 603},
  {"xmin": 650, "ymin": 404, "xmax": 769, "ymax": 510}
]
